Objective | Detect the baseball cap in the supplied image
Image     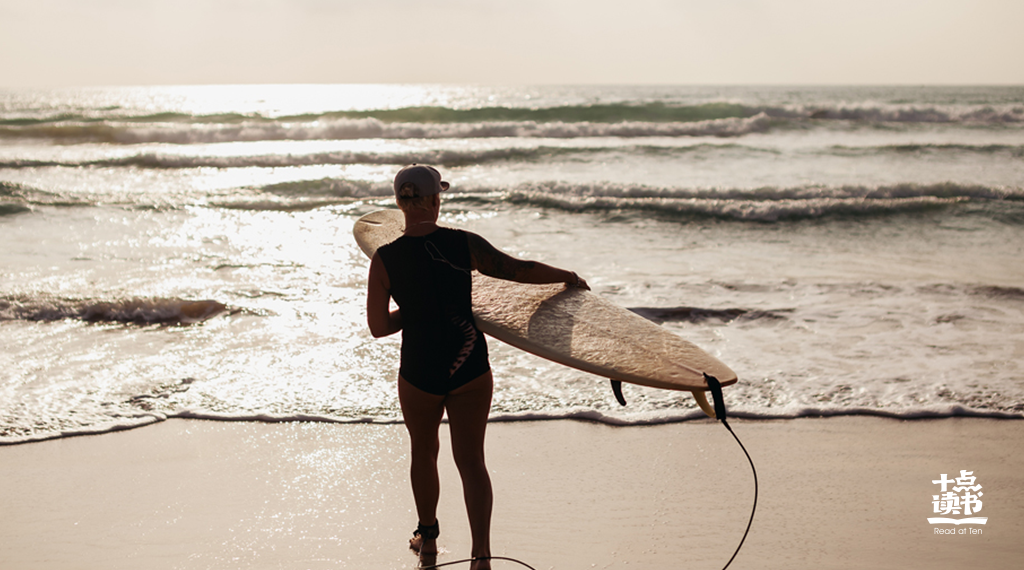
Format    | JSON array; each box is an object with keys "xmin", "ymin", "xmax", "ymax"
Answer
[{"xmin": 393, "ymin": 165, "xmax": 450, "ymax": 199}]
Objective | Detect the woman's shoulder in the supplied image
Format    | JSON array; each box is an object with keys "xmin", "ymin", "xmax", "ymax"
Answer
[
  {"xmin": 377, "ymin": 233, "xmax": 418, "ymax": 260},
  {"xmin": 436, "ymin": 226, "xmax": 474, "ymax": 243},
  {"xmin": 376, "ymin": 236, "xmax": 402, "ymax": 255}
]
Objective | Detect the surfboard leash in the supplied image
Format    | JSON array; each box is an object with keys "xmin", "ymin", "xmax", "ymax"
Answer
[
  {"xmin": 421, "ymin": 377, "xmax": 754, "ymax": 570},
  {"xmin": 420, "ymin": 555, "xmax": 537, "ymax": 570},
  {"xmin": 704, "ymin": 372, "xmax": 758, "ymax": 570}
]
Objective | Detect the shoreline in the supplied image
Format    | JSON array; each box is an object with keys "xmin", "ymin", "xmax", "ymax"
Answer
[
  {"xmin": 5, "ymin": 405, "xmax": 1024, "ymax": 448},
  {"xmin": 2, "ymin": 417, "xmax": 1022, "ymax": 569}
]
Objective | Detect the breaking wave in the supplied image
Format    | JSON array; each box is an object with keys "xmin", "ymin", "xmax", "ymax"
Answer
[
  {"xmin": 0, "ymin": 295, "xmax": 229, "ymax": 325},
  {"xmin": 229, "ymin": 179, "xmax": 1022, "ymax": 221},
  {"xmin": 4, "ymin": 99, "xmax": 1023, "ymax": 128},
  {"xmin": 3, "ymin": 141, "xmax": 1020, "ymax": 172},
  {"xmin": 0, "ymin": 202, "xmax": 32, "ymax": 216},
  {"xmin": 0, "ymin": 181, "xmax": 90, "ymax": 208},
  {"xmin": 4, "ymin": 400, "xmax": 1021, "ymax": 446},
  {"xmin": 797, "ymin": 105, "xmax": 1024, "ymax": 123},
  {"xmin": 3, "ymin": 98, "xmax": 1022, "ymax": 146},
  {"xmin": 0, "ymin": 113, "xmax": 773, "ymax": 144},
  {"xmin": 498, "ymin": 194, "xmax": 958, "ymax": 223},
  {"xmin": 0, "ymin": 143, "xmax": 783, "ymax": 170},
  {"xmin": 6, "ymin": 176, "xmax": 1020, "ymax": 221},
  {"xmin": 629, "ymin": 306, "xmax": 793, "ymax": 324},
  {"xmin": 463, "ymin": 181, "xmax": 1024, "ymax": 222},
  {"xmin": 1, "ymin": 102, "xmax": 754, "ymax": 127}
]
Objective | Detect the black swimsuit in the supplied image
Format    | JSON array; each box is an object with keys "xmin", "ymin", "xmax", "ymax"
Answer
[{"xmin": 377, "ymin": 228, "xmax": 490, "ymax": 395}]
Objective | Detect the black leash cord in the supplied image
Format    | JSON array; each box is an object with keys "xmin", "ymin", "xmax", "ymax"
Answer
[
  {"xmin": 421, "ymin": 556, "xmax": 537, "ymax": 570},
  {"xmin": 719, "ymin": 417, "xmax": 757, "ymax": 570},
  {"xmin": 423, "ymin": 375, "xmax": 757, "ymax": 570},
  {"xmin": 705, "ymin": 372, "xmax": 758, "ymax": 570}
]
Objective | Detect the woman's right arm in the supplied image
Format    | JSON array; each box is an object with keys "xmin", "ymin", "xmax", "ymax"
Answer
[
  {"xmin": 366, "ymin": 253, "xmax": 402, "ymax": 337},
  {"xmin": 467, "ymin": 232, "xmax": 589, "ymax": 290}
]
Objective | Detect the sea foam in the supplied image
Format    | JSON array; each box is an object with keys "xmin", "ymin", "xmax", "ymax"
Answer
[{"xmin": 0, "ymin": 296, "xmax": 228, "ymax": 324}]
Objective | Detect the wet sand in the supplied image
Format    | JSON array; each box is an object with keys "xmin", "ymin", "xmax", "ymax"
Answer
[{"xmin": 1, "ymin": 417, "xmax": 1022, "ymax": 569}]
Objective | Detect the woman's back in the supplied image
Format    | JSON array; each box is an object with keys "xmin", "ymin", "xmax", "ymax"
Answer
[{"xmin": 377, "ymin": 228, "xmax": 488, "ymax": 395}]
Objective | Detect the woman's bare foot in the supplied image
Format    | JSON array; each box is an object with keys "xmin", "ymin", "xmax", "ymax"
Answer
[
  {"xmin": 417, "ymin": 551, "xmax": 438, "ymax": 569},
  {"xmin": 408, "ymin": 533, "xmax": 437, "ymax": 556},
  {"xmin": 410, "ymin": 533, "xmax": 438, "ymax": 570}
]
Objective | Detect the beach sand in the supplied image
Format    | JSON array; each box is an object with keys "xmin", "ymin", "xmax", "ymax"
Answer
[{"xmin": 1, "ymin": 417, "xmax": 1022, "ymax": 569}]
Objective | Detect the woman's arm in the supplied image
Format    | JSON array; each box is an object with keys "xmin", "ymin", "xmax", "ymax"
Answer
[
  {"xmin": 366, "ymin": 253, "xmax": 402, "ymax": 337},
  {"xmin": 467, "ymin": 232, "xmax": 590, "ymax": 290}
]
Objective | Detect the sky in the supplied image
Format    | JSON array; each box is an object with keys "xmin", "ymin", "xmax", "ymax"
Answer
[{"xmin": 1, "ymin": 0, "xmax": 1022, "ymax": 88}]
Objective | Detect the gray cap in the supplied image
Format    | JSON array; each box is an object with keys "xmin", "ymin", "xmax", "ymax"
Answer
[{"xmin": 393, "ymin": 165, "xmax": 450, "ymax": 199}]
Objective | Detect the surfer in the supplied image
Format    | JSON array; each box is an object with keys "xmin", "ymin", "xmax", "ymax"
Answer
[{"xmin": 366, "ymin": 165, "xmax": 588, "ymax": 569}]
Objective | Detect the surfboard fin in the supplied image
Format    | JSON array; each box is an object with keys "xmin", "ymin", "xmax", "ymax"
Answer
[
  {"xmin": 692, "ymin": 373, "xmax": 728, "ymax": 419},
  {"xmin": 610, "ymin": 379, "xmax": 627, "ymax": 406},
  {"xmin": 692, "ymin": 390, "xmax": 715, "ymax": 418}
]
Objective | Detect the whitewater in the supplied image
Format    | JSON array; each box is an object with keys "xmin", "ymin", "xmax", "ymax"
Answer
[{"xmin": 2, "ymin": 84, "xmax": 1022, "ymax": 444}]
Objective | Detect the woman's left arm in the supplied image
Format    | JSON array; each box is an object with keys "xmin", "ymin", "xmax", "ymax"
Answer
[
  {"xmin": 467, "ymin": 232, "xmax": 589, "ymax": 290},
  {"xmin": 366, "ymin": 253, "xmax": 402, "ymax": 338}
]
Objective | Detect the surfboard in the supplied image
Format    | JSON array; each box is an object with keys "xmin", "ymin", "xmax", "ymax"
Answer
[{"xmin": 353, "ymin": 209, "xmax": 737, "ymax": 417}]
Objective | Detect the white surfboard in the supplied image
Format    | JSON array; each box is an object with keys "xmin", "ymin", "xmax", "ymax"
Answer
[{"xmin": 354, "ymin": 209, "xmax": 737, "ymax": 416}]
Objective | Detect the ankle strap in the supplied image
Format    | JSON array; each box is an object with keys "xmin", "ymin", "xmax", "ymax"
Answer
[{"xmin": 415, "ymin": 520, "xmax": 440, "ymax": 540}]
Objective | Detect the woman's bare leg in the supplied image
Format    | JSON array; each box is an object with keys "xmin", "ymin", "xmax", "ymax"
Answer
[
  {"xmin": 398, "ymin": 376, "xmax": 446, "ymax": 557},
  {"xmin": 445, "ymin": 371, "xmax": 494, "ymax": 570}
]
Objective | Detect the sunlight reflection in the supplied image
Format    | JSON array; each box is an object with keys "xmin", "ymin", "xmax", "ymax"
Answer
[{"xmin": 65, "ymin": 84, "xmax": 477, "ymax": 117}]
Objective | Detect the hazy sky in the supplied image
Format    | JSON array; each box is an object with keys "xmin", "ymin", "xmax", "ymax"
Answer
[{"xmin": 2, "ymin": 0, "xmax": 1022, "ymax": 88}]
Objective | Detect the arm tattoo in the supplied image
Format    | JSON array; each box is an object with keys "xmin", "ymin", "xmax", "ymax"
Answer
[{"xmin": 468, "ymin": 232, "xmax": 536, "ymax": 281}]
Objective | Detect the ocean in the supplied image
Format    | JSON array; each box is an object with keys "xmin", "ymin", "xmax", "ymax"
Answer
[{"xmin": 1, "ymin": 84, "xmax": 1022, "ymax": 445}]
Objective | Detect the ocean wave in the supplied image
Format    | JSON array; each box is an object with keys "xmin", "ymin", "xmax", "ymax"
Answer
[
  {"xmin": 249, "ymin": 179, "xmax": 1022, "ymax": 202},
  {"xmin": 0, "ymin": 111, "xmax": 263, "ymax": 127},
  {"xmin": 567, "ymin": 180, "xmax": 1022, "ymax": 200},
  {"xmin": 474, "ymin": 181, "xmax": 1022, "ymax": 222},
  {"xmin": 0, "ymin": 147, "xmax": 583, "ymax": 170},
  {"xmin": 213, "ymin": 179, "xmax": 1021, "ymax": 221},
  {"xmin": 796, "ymin": 105, "xmax": 1024, "ymax": 124},
  {"xmin": 970, "ymin": 285, "xmax": 1024, "ymax": 300},
  {"xmin": 7, "ymin": 141, "xmax": 1023, "ymax": 172},
  {"xmin": 491, "ymin": 405, "xmax": 1024, "ymax": 423},
  {"xmin": 11, "ymin": 175, "xmax": 1016, "ymax": 221},
  {"xmin": 0, "ymin": 102, "xmax": 753, "ymax": 127},
  {"xmin": 5, "ymin": 101, "xmax": 1021, "ymax": 146},
  {"xmin": 0, "ymin": 113, "xmax": 773, "ymax": 144},
  {"xmin": 212, "ymin": 197, "xmax": 359, "ymax": 212},
  {"xmin": 0, "ymin": 143, "xmax": 781, "ymax": 170},
  {"xmin": 0, "ymin": 181, "xmax": 90, "ymax": 207},
  {"xmin": 4, "ymin": 403, "xmax": 1022, "ymax": 445},
  {"xmin": 827, "ymin": 143, "xmax": 1024, "ymax": 158},
  {"xmin": 503, "ymin": 193, "xmax": 965, "ymax": 222},
  {"xmin": 4, "ymin": 99, "xmax": 1022, "ymax": 130},
  {"xmin": 0, "ymin": 201, "xmax": 32, "ymax": 216},
  {"xmin": 203, "ymin": 178, "xmax": 391, "ymax": 211},
  {"xmin": 629, "ymin": 306, "xmax": 793, "ymax": 324},
  {"xmin": 283, "ymin": 102, "xmax": 758, "ymax": 124},
  {"xmin": 0, "ymin": 295, "xmax": 229, "ymax": 325}
]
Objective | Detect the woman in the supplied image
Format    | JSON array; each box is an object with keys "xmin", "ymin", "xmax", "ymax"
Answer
[{"xmin": 366, "ymin": 165, "xmax": 588, "ymax": 569}]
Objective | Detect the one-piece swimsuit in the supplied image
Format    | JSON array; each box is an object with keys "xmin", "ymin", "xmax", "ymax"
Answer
[{"xmin": 376, "ymin": 227, "xmax": 490, "ymax": 395}]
